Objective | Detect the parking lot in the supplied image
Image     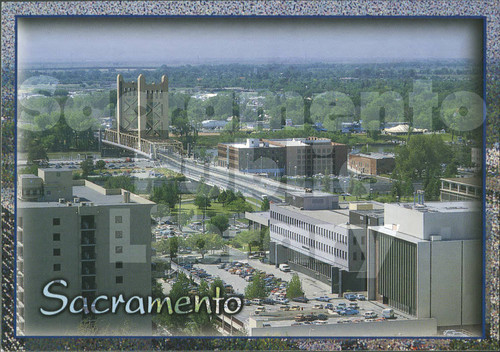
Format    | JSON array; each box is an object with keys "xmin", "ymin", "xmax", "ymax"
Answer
[{"xmin": 190, "ymin": 260, "xmax": 415, "ymax": 330}]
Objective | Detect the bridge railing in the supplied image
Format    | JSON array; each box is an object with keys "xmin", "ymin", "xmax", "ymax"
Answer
[{"xmin": 103, "ymin": 129, "xmax": 184, "ymax": 157}]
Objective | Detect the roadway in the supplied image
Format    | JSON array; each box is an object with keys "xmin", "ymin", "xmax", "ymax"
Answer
[{"xmin": 156, "ymin": 150, "xmax": 304, "ymax": 201}]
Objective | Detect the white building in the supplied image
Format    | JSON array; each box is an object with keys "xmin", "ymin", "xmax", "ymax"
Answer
[
  {"xmin": 367, "ymin": 200, "xmax": 482, "ymax": 327},
  {"xmin": 269, "ymin": 191, "xmax": 369, "ymax": 293}
]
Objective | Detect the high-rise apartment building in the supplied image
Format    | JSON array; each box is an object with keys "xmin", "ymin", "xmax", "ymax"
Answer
[{"xmin": 17, "ymin": 169, "xmax": 155, "ymax": 336}]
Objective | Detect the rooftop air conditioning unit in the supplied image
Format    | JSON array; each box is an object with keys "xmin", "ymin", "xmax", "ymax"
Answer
[{"xmin": 58, "ymin": 198, "xmax": 65, "ymax": 203}]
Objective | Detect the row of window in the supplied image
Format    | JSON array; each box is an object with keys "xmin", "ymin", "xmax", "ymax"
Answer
[
  {"xmin": 271, "ymin": 224, "xmax": 348, "ymax": 261},
  {"xmin": 270, "ymin": 212, "xmax": 347, "ymax": 244}
]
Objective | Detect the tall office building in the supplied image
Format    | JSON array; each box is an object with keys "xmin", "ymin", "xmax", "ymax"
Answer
[
  {"xmin": 367, "ymin": 197, "xmax": 481, "ymax": 327},
  {"xmin": 17, "ymin": 169, "xmax": 155, "ymax": 336}
]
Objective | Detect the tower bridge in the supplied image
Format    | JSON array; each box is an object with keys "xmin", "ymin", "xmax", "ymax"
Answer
[{"xmin": 101, "ymin": 74, "xmax": 183, "ymax": 158}]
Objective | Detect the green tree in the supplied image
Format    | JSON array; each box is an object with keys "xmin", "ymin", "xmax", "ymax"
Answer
[
  {"xmin": 169, "ymin": 236, "xmax": 179, "ymax": 264},
  {"xmin": 27, "ymin": 138, "xmax": 48, "ymax": 164},
  {"xmin": 208, "ymin": 185, "xmax": 220, "ymax": 200},
  {"xmin": 352, "ymin": 180, "xmax": 367, "ymax": 200},
  {"xmin": 244, "ymin": 273, "xmax": 267, "ymax": 299},
  {"xmin": 260, "ymin": 197, "xmax": 270, "ymax": 211},
  {"xmin": 154, "ymin": 272, "xmax": 191, "ymax": 332},
  {"xmin": 195, "ymin": 237, "xmax": 207, "ymax": 259},
  {"xmin": 80, "ymin": 158, "xmax": 94, "ymax": 177},
  {"xmin": 286, "ymin": 273, "xmax": 304, "ymax": 299},
  {"xmin": 95, "ymin": 159, "xmax": 106, "ymax": 171},
  {"xmin": 105, "ymin": 175, "xmax": 136, "ymax": 193},
  {"xmin": 208, "ymin": 214, "xmax": 229, "ymax": 235}
]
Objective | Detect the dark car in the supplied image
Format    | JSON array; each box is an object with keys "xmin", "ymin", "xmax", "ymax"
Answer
[
  {"xmin": 292, "ymin": 296, "xmax": 309, "ymax": 303},
  {"xmin": 317, "ymin": 314, "xmax": 328, "ymax": 321},
  {"xmin": 263, "ymin": 298, "xmax": 276, "ymax": 305},
  {"xmin": 304, "ymin": 314, "xmax": 317, "ymax": 321}
]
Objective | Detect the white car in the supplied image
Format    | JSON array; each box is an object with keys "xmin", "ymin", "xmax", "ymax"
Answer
[{"xmin": 364, "ymin": 311, "xmax": 377, "ymax": 319}]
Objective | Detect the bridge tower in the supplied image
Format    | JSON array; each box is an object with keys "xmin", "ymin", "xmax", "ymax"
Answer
[{"xmin": 116, "ymin": 74, "xmax": 169, "ymax": 145}]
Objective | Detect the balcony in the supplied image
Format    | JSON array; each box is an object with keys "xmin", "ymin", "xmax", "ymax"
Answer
[
  {"xmin": 81, "ymin": 262, "xmax": 96, "ymax": 276},
  {"xmin": 81, "ymin": 250, "xmax": 96, "ymax": 261},
  {"xmin": 82, "ymin": 277, "xmax": 96, "ymax": 291},
  {"xmin": 81, "ymin": 232, "xmax": 96, "ymax": 245}
]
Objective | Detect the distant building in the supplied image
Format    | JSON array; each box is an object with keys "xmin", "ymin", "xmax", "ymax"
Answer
[
  {"xmin": 201, "ymin": 119, "xmax": 228, "ymax": 129},
  {"xmin": 471, "ymin": 147, "xmax": 482, "ymax": 168},
  {"xmin": 269, "ymin": 190, "xmax": 375, "ymax": 294},
  {"xmin": 217, "ymin": 137, "xmax": 347, "ymax": 177},
  {"xmin": 367, "ymin": 198, "xmax": 481, "ymax": 327},
  {"xmin": 348, "ymin": 152, "xmax": 395, "ymax": 176},
  {"xmin": 382, "ymin": 124, "xmax": 426, "ymax": 135},
  {"xmin": 17, "ymin": 169, "xmax": 155, "ymax": 336},
  {"xmin": 440, "ymin": 177, "xmax": 481, "ymax": 201}
]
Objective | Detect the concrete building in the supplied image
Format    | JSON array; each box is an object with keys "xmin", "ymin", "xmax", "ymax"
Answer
[
  {"xmin": 218, "ymin": 137, "xmax": 347, "ymax": 176},
  {"xmin": 348, "ymin": 152, "xmax": 395, "ymax": 176},
  {"xmin": 269, "ymin": 191, "xmax": 371, "ymax": 294},
  {"xmin": 17, "ymin": 169, "xmax": 155, "ymax": 336},
  {"xmin": 366, "ymin": 199, "xmax": 481, "ymax": 327},
  {"xmin": 440, "ymin": 177, "xmax": 481, "ymax": 201}
]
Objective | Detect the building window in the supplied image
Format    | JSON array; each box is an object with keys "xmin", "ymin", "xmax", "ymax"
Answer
[
  {"xmin": 56, "ymin": 172, "xmax": 61, "ymax": 177},
  {"xmin": 115, "ymin": 246, "xmax": 123, "ymax": 254},
  {"xmin": 361, "ymin": 253, "xmax": 365, "ymax": 260},
  {"xmin": 53, "ymin": 233, "xmax": 61, "ymax": 241},
  {"xmin": 353, "ymin": 252, "xmax": 357, "ymax": 261},
  {"xmin": 18, "ymin": 217, "xmax": 23, "ymax": 227},
  {"xmin": 53, "ymin": 248, "xmax": 61, "ymax": 256},
  {"xmin": 115, "ymin": 231, "xmax": 123, "ymax": 239},
  {"xmin": 353, "ymin": 237, "xmax": 357, "ymax": 245},
  {"xmin": 115, "ymin": 216, "xmax": 122, "ymax": 224},
  {"xmin": 116, "ymin": 276, "xmax": 123, "ymax": 284},
  {"xmin": 361, "ymin": 236, "xmax": 366, "ymax": 245},
  {"xmin": 116, "ymin": 261, "xmax": 123, "ymax": 269},
  {"xmin": 53, "ymin": 218, "xmax": 60, "ymax": 226},
  {"xmin": 53, "ymin": 264, "xmax": 61, "ymax": 271}
]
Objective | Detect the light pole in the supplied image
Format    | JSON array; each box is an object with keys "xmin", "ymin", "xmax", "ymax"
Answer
[
  {"xmin": 294, "ymin": 166, "xmax": 297, "ymax": 186},
  {"xmin": 246, "ymin": 152, "xmax": 249, "ymax": 173}
]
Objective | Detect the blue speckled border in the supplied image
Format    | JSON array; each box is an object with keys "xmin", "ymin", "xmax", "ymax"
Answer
[{"xmin": 2, "ymin": 1, "xmax": 499, "ymax": 350}]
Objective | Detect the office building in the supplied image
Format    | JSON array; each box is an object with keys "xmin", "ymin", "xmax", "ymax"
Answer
[
  {"xmin": 348, "ymin": 152, "xmax": 395, "ymax": 176},
  {"xmin": 269, "ymin": 190, "xmax": 372, "ymax": 293},
  {"xmin": 218, "ymin": 137, "xmax": 347, "ymax": 176},
  {"xmin": 17, "ymin": 169, "xmax": 155, "ymax": 336},
  {"xmin": 366, "ymin": 197, "xmax": 481, "ymax": 327}
]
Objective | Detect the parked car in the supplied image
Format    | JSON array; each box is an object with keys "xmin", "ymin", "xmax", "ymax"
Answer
[
  {"xmin": 294, "ymin": 314, "xmax": 306, "ymax": 322},
  {"xmin": 312, "ymin": 304, "xmax": 324, "ymax": 309},
  {"xmin": 325, "ymin": 303, "xmax": 334, "ymax": 310},
  {"xmin": 263, "ymin": 298, "xmax": 276, "ymax": 305},
  {"xmin": 251, "ymin": 299, "xmax": 264, "ymax": 305},
  {"xmin": 349, "ymin": 302, "xmax": 359, "ymax": 309},
  {"xmin": 276, "ymin": 297, "xmax": 289, "ymax": 305},
  {"xmin": 382, "ymin": 308, "xmax": 395, "ymax": 319},
  {"xmin": 291, "ymin": 296, "xmax": 309, "ymax": 303},
  {"xmin": 364, "ymin": 311, "xmax": 378, "ymax": 319},
  {"xmin": 279, "ymin": 264, "xmax": 291, "ymax": 272},
  {"xmin": 317, "ymin": 314, "xmax": 328, "ymax": 321},
  {"xmin": 339, "ymin": 308, "xmax": 359, "ymax": 316},
  {"xmin": 316, "ymin": 296, "xmax": 331, "ymax": 302},
  {"xmin": 356, "ymin": 294, "xmax": 366, "ymax": 301},
  {"xmin": 344, "ymin": 293, "xmax": 357, "ymax": 301}
]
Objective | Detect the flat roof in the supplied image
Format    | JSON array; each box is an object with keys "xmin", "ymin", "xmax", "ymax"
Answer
[
  {"xmin": 392, "ymin": 201, "xmax": 481, "ymax": 213},
  {"xmin": 349, "ymin": 152, "xmax": 394, "ymax": 160},
  {"xmin": 18, "ymin": 185, "xmax": 145, "ymax": 208},
  {"xmin": 277, "ymin": 205, "xmax": 356, "ymax": 227},
  {"xmin": 287, "ymin": 190, "xmax": 337, "ymax": 198}
]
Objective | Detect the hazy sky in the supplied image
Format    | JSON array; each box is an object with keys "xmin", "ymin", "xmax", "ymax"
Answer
[{"xmin": 18, "ymin": 17, "xmax": 483, "ymax": 66}]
